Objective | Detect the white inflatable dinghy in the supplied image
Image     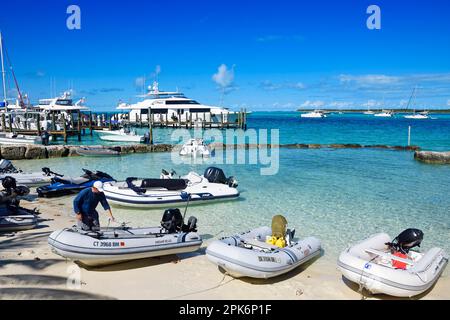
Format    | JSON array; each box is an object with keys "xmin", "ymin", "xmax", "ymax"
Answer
[
  {"xmin": 337, "ymin": 229, "xmax": 448, "ymax": 297},
  {"xmin": 0, "ymin": 159, "xmax": 62, "ymax": 187},
  {"xmin": 206, "ymin": 226, "xmax": 321, "ymax": 279},
  {"xmin": 48, "ymin": 209, "xmax": 202, "ymax": 266},
  {"xmin": 103, "ymin": 167, "xmax": 239, "ymax": 208}
]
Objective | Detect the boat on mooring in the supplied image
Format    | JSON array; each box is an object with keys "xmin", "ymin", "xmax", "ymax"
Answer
[
  {"xmin": 300, "ymin": 110, "xmax": 327, "ymax": 118},
  {"xmin": 179, "ymin": 138, "xmax": 211, "ymax": 157},
  {"xmin": 337, "ymin": 229, "xmax": 448, "ymax": 297},
  {"xmin": 103, "ymin": 167, "xmax": 239, "ymax": 208},
  {"xmin": 76, "ymin": 147, "xmax": 121, "ymax": 157}
]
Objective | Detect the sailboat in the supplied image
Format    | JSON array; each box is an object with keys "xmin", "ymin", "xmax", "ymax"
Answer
[{"xmin": 404, "ymin": 87, "xmax": 429, "ymax": 119}]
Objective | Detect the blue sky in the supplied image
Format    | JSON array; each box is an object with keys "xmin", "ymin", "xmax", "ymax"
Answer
[{"xmin": 1, "ymin": 0, "xmax": 450, "ymax": 111}]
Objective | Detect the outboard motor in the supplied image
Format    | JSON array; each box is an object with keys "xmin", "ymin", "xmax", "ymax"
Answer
[
  {"xmin": 203, "ymin": 167, "xmax": 238, "ymax": 188},
  {"xmin": 161, "ymin": 208, "xmax": 184, "ymax": 233},
  {"xmin": 0, "ymin": 159, "xmax": 19, "ymax": 174},
  {"xmin": 386, "ymin": 228, "xmax": 424, "ymax": 254},
  {"xmin": 182, "ymin": 216, "xmax": 198, "ymax": 232}
]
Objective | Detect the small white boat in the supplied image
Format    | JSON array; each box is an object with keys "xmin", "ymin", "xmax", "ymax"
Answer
[
  {"xmin": 300, "ymin": 110, "xmax": 326, "ymax": 118},
  {"xmin": 374, "ymin": 110, "xmax": 393, "ymax": 117},
  {"xmin": 337, "ymin": 229, "xmax": 448, "ymax": 297},
  {"xmin": 100, "ymin": 134, "xmax": 144, "ymax": 142},
  {"xmin": 0, "ymin": 159, "xmax": 62, "ymax": 187},
  {"xmin": 48, "ymin": 209, "xmax": 202, "ymax": 266},
  {"xmin": 103, "ymin": 167, "xmax": 239, "ymax": 208},
  {"xmin": 0, "ymin": 132, "xmax": 42, "ymax": 145},
  {"xmin": 206, "ymin": 226, "xmax": 321, "ymax": 279},
  {"xmin": 404, "ymin": 112, "xmax": 429, "ymax": 120},
  {"xmin": 179, "ymin": 138, "xmax": 211, "ymax": 157},
  {"xmin": 363, "ymin": 111, "xmax": 375, "ymax": 115},
  {"xmin": 0, "ymin": 214, "xmax": 38, "ymax": 232}
]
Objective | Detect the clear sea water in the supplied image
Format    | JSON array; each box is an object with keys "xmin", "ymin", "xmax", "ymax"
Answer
[
  {"xmin": 13, "ymin": 142, "xmax": 450, "ymax": 273},
  {"xmin": 57, "ymin": 112, "xmax": 450, "ymax": 151}
]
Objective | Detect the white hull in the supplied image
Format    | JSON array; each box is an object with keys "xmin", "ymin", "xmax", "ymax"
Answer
[
  {"xmin": 300, "ymin": 112, "xmax": 326, "ymax": 118},
  {"xmin": 0, "ymin": 172, "xmax": 54, "ymax": 187},
  {"xmin": 337, "ymin": 233, "xmax": 448, "ymax": 297},
  {"xmin": 404, "ymin": 114, "xmax": 429, "ymax": 119},
  {"xmin": 48, "ymin": 227, "xmax": 202, "ymax": 266},
  {"xmin": 100, "ymin": 135, "xmax": 144, "ymax": 143},
  {"xmin": 103, "ymin": 170, "xmax": 239, "ymax": 208},
  {"xmin": 206, "ymin": 227, "xmax": 321, "ymax": 279}
]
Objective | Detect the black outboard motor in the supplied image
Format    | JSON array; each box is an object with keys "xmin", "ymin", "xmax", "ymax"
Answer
[
  {"xmin": 161, "ymin": 209, "xmax": 198, "ymax": 233},
  {"xmin": 386, "ymin": 228, "xmax": 424, "ymax": 254},
  {"xmin": 161, "ymin": 208, "xmax": 184, "ymax": 233},
  {"xmin": 203, "ymin": 167, "xmax": 238, "ymax": 188}
]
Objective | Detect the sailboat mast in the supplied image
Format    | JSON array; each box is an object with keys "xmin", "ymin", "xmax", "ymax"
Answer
[{"xmin": 0, "ymin": 32, "xmax": 8, "ymax": 108}]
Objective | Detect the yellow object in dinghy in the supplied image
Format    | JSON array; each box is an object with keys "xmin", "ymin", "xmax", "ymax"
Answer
[{"xmin": 266, "ymin": 215, "xmax": 288, "ymax": 248}]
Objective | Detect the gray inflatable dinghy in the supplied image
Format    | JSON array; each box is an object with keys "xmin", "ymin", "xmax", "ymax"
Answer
[
  {"xmin": 76, "ymin": 147, "xmax": 120, "ymax": 157},
  {"xmin": 48, "ymin": 210, "xmax": 202, "ymax": 266},
  {"xmin": 0, "ymin": 214, "xmax": 38, "ymax": 232}
]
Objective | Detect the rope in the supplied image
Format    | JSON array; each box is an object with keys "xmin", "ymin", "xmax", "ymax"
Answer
[
  {"xmin": 165, "ymin": 271, "xmax": 235, "ymax": 300},
  {"xmin": 358, "ymin": 256, "xmax": 377, "ymax": 300}
]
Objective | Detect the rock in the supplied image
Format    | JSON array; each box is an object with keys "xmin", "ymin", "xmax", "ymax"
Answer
[
  {"xmin": 24, "ymin": 145, "xmax": 47, "ymax": 159},
  {"xmin": 307, "ymin": 144, "xmax": 322, "ymax": 149},
  {"xmin": 67, "ymin": 146, "xmax": 80, "ymax": 157},
  {"xmin": 414, "ymin": 151, "xmax": 450, "ymax": 164},
  {"xmin": 46, "ymin": 146, "xmax": 69, "ymax": 158},
  {"xmin": 119, "ymin": 145, "xmax": 135, "ymax": 154},
  {"xmin": 328, "ymin": 144, "xmax": 362, "ymax": 149},
  {"xmin": 151, "ymin": 144, "xmax": 173, "ymax": 152},
  {"xmin": 133, "ymin": 144, "xmax": 149, "ymax": 153},
  {"xmin": 1, "ymin": 145, "xmax": 26, "ymax": 160}
]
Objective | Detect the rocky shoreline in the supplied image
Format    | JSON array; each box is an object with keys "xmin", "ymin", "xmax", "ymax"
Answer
[
  {"xmin": 414, "ymin": 151, "xmax": 450, "ymax": 164},
  {"xmin": 0, "ymin": 143, "xmax": 422, "ymax": 160}
]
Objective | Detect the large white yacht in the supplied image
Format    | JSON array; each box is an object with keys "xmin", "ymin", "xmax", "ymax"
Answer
[
  {"xmin": 117, "ymin": 82, "xmax": 236, "ymax": 123},
  {"xmin": 300, "ymin": 110, "xmax": 327, "ymax": 118}
]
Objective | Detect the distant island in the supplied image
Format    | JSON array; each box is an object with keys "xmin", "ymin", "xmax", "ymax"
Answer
[{"xmin": 296, "ymin": 109, "xmax": 450, "ymax": 114}]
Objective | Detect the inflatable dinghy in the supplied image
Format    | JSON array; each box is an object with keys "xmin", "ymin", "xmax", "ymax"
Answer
[
  {"xmin": 337, "ymin": 229, "xmax": 448, "ymax": 297},
  {"xmin": 103, "ymin": 167, "xmax": 239, "ymax": 208},
  {"xmin": 76, "ymin": 147, "xmax": 120, "ymax": 157},
  {"xmin": 48, "ymin": 209, "xmax": 202, "ymax": 266},
  {"xmin": 0, "ymin": 214, "xmax": 38, "ymax": 232},
  {"xmin": 0, "ymin": 159, "xmax": 62, "ymax": 187},
  {"xmin": 206, "ymin": 225, "xmax": 321, "ymax": 279}
]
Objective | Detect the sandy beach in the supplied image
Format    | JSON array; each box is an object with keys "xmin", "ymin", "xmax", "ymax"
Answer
[{"xmin": 1, "ymin": 194, "xmax": 448, "ymax": 300}]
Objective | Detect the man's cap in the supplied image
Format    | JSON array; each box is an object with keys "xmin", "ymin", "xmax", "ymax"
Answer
[{"xmin": 93, "ymin": 181, "xmax": 104, "ymax": 192}]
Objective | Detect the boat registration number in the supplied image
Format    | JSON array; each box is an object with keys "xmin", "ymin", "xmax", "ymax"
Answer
[
  {"xmin": 258, "ymin": 256, "xmax": 281, "ymax": 263},
  {"xmin": 93, "ymin": 241, "xmax": 126, "ymax": 247}
]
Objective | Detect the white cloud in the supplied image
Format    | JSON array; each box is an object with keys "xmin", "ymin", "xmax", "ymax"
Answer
[
  {"xmin": 447, "ymin": 99, "xmax": 450, "ymax": 106},
  {"xmin": 260, "ymin": 80, "xmax": 305, "ymax": 91},
  {"xmin": 328, "ymin": 101, "xmax": 354, "ymax": 108},
  {"xmin": 362, "ymin": 99, "xmax": 382, "ymax": 108},
  {"xmin": 299, "ymin": 100, "xmax": 325, "ymax": 108},
  {"xmin": 212, "ymin": 64, "xmax": 235, "ymax": 88},
  {"xmin": 339, "ymin": 74, "xmax": 401, "ymax": 85}
]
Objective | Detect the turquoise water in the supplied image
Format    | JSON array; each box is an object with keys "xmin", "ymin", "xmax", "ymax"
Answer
[
  {"xmin": 57, "ymin": 112, "xmax": 450, "ymax": 151},
  {"xmin": 14, "ymin": 147, "xmax": 450, "ymax": 272}
]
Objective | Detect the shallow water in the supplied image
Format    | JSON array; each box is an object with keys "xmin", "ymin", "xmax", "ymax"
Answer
[{"xmin": 14, "ymin": 147, "xmax": 450, "ymax": 271}]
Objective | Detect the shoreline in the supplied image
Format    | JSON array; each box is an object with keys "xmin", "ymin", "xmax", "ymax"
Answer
[
  {"xmin": 1, "ymin": 197, "xmax": 449, "ymax": 300},
  {"xmin": 0, "ymin": 143, "xmax": 421, "ymax": 161}
]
